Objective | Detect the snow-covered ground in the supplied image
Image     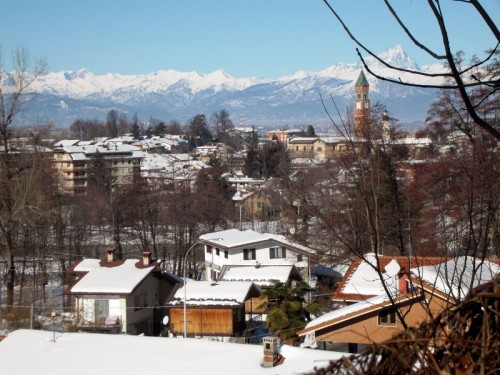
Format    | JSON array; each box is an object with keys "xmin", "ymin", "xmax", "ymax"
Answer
[{"xmin": 0, "ymin": 329, "xmax": 346, "ymax": 375}]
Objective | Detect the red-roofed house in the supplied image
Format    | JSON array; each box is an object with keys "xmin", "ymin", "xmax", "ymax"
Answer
[
  {"xmin": 332, "ymin": 253, "xmax": 444, "ymax": 304},
  {"xmin": 298, "ymin": 255, "xmax": 499, "ymax": 352},
  {"xmin": 65, "ymin": 250, "xmax": 180, "ymax": 335}
]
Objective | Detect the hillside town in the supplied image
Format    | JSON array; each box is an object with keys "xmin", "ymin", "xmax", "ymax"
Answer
[
  {"xmin": 1, "ymin": 64, "xmax": 498, "ymax": 374},
  {"xmin": 1, "ymin": 0, "xmax": 499, "ymax": 372}
]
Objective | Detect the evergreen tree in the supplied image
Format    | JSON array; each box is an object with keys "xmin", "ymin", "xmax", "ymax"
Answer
[
  {"xmin": 243, "ymin": 146, "xmax": 261, "ymax": 177},
  {"xmin": 188, "ymin": 114, "xmax": 212, "ymax": 148},
  {"xmin": 306, "ymin": 125, "xmax": 316, "ymax": 137},
  {"xmin": 87, "ymin": 150, "xmax": 114, "ymax": 195},
  {"xmin": 131, "ymin": 113, "xmax": 141, "ymax": 139},
  {"xmin": 259, "ymin": 280, "xmax": 321, "ymax": 344}
]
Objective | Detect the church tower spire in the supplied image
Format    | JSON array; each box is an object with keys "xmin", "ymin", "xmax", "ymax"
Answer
[{"xmin": 354, "ymin": 70, "xmax": 370, "ymax": 138}]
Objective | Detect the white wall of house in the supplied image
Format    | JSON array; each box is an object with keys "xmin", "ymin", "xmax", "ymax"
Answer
[
  {"xmin": 204, "ymin": 241, "xmax": 308, "ymax": 280},
  {"xmin": 75, "ymin": 275, "xmax": 159, "ymax": 334}
]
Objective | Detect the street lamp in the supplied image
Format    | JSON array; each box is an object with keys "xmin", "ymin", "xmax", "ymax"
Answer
[{"xmin": 183, "ymin": 238, "xmax": 222, "ymax": 338}]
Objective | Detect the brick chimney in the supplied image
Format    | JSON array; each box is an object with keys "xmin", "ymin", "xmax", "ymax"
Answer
[
  {"xmin": 106, "ymin": 247, "xmax": 115, "ymax": 263},
  {"xmin": 261, "ymin": 336, "xmax": 279, "ymax": 368},
  {"xmin": 143, "ymin": 251, "xmax": 152, "ymax": 267}
]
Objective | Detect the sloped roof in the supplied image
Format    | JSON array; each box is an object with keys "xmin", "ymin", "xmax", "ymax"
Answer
[
  {"xmin": 298, "ymin": 292, "xmax": 418, "ymax": 337},
  {"xmin": 66, "ymin": 258, "xmax": 160, "ymax": 295},
  {"xmin": 355, "ymin": 70, "xmax": 369, "ymax": 86},
  {"xmin": 288, "ymin": 137, "xmax": 317, "ymax": 144},
  {"xmin": 170, "ymin": 281, "xmax": 261, "ymax": 306},
  {"xmin": 410, "ymin": 256, "xmax": 499, "ymax": 300},
  {"xmin": 220, "ymin": 265, "xmax": 303, "ymax": 286},
  {"xmin": 200, "ymin": 229, "xmax": 313, "ymax": 254},
  {"xmin": 333, "ymin": 253, "xmax": 444, "ymax": 302}
]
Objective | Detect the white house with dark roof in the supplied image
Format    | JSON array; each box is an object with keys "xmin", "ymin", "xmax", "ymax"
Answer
[{"xmin": 65, "ymin": 250, "xmax": 178, "ymax": 335}]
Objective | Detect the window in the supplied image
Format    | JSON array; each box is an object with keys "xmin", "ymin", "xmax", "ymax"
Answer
[
  {"xmin": 224, "ymin": 250, "xmax": 228, "ymax": 259},
  {"xmin": 211, "ymin": 269, "xmax": 218, "ymax": 281},
  {"xmin": 243, "ymin": 248, "xmax": 256, "ymax": 260},
  {"xmin": 206, "ymin": 245, "xmax": 212, "ymax": 254},
  {"xmin": 94, "ymin": 299, "xmax": 109, "ymax": 322},
  {"xmin": 216, "ymin": 248, "xmax": 220, "ymax": 256},
  {"xmin": 364, "ymin": 102, "xmax": 370, "ymax": 108},
  {"xmin": 378, "ymin": 308, "xmax": 396, "ymax": 325},
  {"xmin": 134, "ymin": 293, "xmax": 148, "ymax": 311},
  {"xmin": 297, "ymin": 254, "xmax": 303, "ymax": 262},
  {"xmin": 269, "ymin": 247, "xmax": 286, "ymax": 259},
  {"xmin": 356, "ymin": 102, "xmax": 361, "ymax": 109}
]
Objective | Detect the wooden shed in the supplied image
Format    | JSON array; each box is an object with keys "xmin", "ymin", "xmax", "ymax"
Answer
[{"xmin": 168, "ymin": 281, "xmax": 261, "ymax": 337}]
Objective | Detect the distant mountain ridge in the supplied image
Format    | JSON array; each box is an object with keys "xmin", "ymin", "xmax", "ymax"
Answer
[{"xmin": 21, "ymin": 45, "xmax": 443, "ymax": 129}]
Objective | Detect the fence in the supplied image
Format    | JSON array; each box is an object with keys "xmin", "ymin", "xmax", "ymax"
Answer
[{"xmin": 0, "ymin": 304, "xmax": 78, "ymax": 333}]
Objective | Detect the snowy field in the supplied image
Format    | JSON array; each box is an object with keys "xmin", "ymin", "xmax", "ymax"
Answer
[{"xmin": 0, "ymin": 329, "xmax": 346, "ymax": 375}]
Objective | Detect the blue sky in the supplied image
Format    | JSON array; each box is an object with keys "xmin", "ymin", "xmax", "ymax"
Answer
[{"xmin": 1, "ymin": 0, "xmax": 498, "ymax": 78}]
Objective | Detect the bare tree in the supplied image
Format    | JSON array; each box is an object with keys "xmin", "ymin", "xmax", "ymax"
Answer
[
  {"xmin": 322, "ymin": 0, "xmax": 500, "ymax": 140},
  {"xmin": 0, "ymin": 47, "xmax": 46, "ymax": 305}
]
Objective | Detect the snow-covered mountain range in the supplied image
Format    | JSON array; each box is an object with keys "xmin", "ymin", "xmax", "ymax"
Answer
[{"xmin": 22, "ymin": 45, "xmax": 444, "ymax": 128}]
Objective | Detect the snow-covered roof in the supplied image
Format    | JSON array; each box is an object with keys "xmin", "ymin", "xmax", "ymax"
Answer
[
  {"xmin": 410, "ymin": 256, "xmax": 499, "ymax": 300},
  {"xmin": 0, "ymin": 329, "xmax": 346, "ymax": 375},
  {"xmin": 288, "ymin": 137, "xmax": 317, "ymax": 144},
  {"xmin": 333, "ymin": 253, "xmax": 447, "ymax": 301},
  {"xmin": 302, "ymin": 294, "xmax": 391, "ymax": 334},
  {"xmin": 171, "ymin": 281, "xmax": 260, "ymax": 306},
  {"xmin": 220, "ymin": 265, "xmax": 298, "ymax": 286},
  {"xmin": 317, "ymin": 136, "xmax": 347, "ymax": 144},
  {"xmin": 339, "ymin": 253, "xmax": 399, "ymax": 297},
  {"xmin": 56, "ymin": 143, "xmax": 143, "ymax": 158},
  {"xmin": 68, "ymin": 259, "xmax": 158, "ymax": 295},
  {"xmin": 54, "ymin": 139, "xmax": 80, "ymax": 147},
  {"xmin": 232, "ymin": 190, "xmax": 254, "ymax": 201},
  {"xmin": 200, "ymin": 229, "xmax": 313, "ymax": 254}
]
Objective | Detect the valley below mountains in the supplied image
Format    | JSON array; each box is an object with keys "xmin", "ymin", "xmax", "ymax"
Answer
[{"xmin": 25, "ymin": 45, "xmax": 443, "ymax": 129}]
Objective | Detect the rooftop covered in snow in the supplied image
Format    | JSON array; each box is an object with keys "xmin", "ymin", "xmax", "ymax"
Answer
[{"xmin": 66, "ymin": 258, "xmax": 160, "ymax": 295}]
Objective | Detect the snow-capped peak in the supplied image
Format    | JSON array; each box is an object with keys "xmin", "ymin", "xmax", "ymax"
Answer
[{"xmin": 367, "ymin": 44, "xmax": 420, "ymax": 71}]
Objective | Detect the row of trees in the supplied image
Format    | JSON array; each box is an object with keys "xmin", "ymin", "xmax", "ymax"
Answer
[{"xmin": 67, "ymin": 109, "xmax": 238, "ymax": 148}]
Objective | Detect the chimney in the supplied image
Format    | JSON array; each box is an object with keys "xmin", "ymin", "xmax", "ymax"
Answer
[
  {"xmin": 261, "ymin": 336, "xmax": 279, "ymax": 368},
  {"xmin": 106, "ymin": 247, "xmax": 115, "ymax": 263},
  {"xmin": 142, "ymin": 251, "xmax": 152, "ymax": 267}
]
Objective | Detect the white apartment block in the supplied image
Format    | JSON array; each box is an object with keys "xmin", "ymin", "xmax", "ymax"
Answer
[{"xmin": 53, "ymin": 141, "xmax": 144, "ymax": 194}]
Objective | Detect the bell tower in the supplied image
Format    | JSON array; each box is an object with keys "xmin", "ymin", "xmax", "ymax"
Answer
[{"xmin": 354, "ymin": 70, "xmax": 370, "ymax": 138}]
